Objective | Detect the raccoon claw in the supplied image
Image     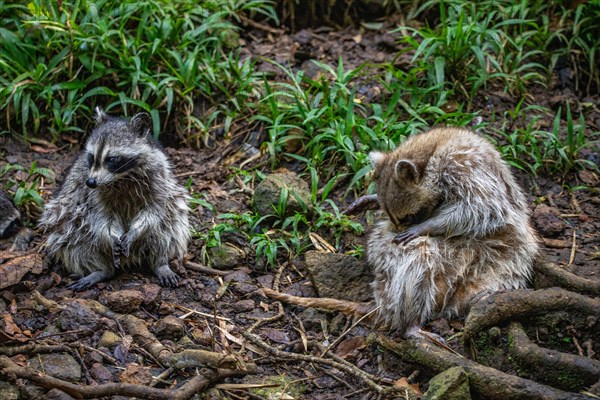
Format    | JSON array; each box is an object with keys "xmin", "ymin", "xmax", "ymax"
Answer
[
  {"xmin": 67, "ymin": 271, "xmax": 109, "ymax": 291},
  {"xmin": 155, "ymin": 265, "xmax": 180, "ymax": 287},
  {"xmin": 393, "ymin": 227, "xmax": 420, "ymax": 245},
  {"xmin": 119, "ymin": 233, "xmax": 132, "ymax": 258}
]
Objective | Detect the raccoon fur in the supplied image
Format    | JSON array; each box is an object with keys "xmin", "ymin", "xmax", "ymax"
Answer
[
  {"xmin": 368, "ymin": 127, "xmax": 538, "ymax": 337},
  {"xmin": 39, "ymin": 108, "xmax": 190, "ymax": 290},
  {"xmin": 0, "ymin": 189, "xmax": 31, "ymax": 251}
]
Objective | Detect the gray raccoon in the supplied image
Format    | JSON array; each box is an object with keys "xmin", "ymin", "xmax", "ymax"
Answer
[
  {"xmin": 0, "ymin": 189, "xmax": 31, "ymax": 251},
  {"xmin": 39, "ymin": 108, "xmax": 190, "ymax": 290},
  {"xmin": 368, "ymin": 127, "xmax": 538, "ymax": 337}
]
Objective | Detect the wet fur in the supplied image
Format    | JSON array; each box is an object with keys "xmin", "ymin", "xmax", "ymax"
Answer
[
  {"xmin": 39, "ymin": 109, "xmax": 190, "ymax": 288},
  {"xmin": 368, "ymin": 127, "xmax": 538, "ymax": 335}
]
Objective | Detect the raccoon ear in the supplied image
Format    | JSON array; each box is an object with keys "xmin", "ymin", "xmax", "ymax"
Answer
[
  {"xmin": 129, "ymin": 112, "xmax": 151, "ymax": 137},
  {"xmin": 94, "ymin": 107, "xmax": 108, "ymax": 124},
  {"xmin": 369, "ymin": 151, "xmax": 386, "ymax": 168},
  {"xmin": 394, "ymin": 159, "xmax": 419, "ymax": 183}
]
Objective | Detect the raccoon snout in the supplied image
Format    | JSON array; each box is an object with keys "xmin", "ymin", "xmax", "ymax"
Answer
[{"xmin": 86, "ymin": 177, "xmax": 98, "ymax": 188}]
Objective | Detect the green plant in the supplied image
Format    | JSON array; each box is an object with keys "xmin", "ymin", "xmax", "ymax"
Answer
[
  {"xmin": 0, "ymin": 0, "xmax": 277, "ymax": 140},
  {"xmin": 1, "ymin": 161, "xmax": 54, "ymax": 218},
  {"xmin": 542, "ymin": 105, "xmax": 599, "ymax": 175}
]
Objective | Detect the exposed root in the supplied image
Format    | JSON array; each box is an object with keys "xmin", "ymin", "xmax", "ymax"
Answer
[
  {"xmin": 0, "ymin": 355, "xmax": 244, "ymax": 400},
  {"xmin": 82, "ymin": 298, "xmax": 255, "ymax": 372},
  {"xmin": 260, "ymin": 287, "xmax": 374, "ymax": 318},
  {"xmin": 535, "ymin": 262, "xmax": 600, "ymax": 295},
  {"xmin": 372, "ymin": 334, "xmax": 593, "ymax": 400},
  {"xmin": 463, "ymin": 288, "xmax": 600, "ymax": 345},
  {"xmin": 508, "ymin": 322, "xmax": 600, "ymax": 390}
]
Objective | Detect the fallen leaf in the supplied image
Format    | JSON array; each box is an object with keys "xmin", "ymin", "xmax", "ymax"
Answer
[
  {"xmin": 0, "ymin": 252, "xmax": 43, "ymax": 289},
  {"xmin": 336, "ymin": 336, "xmax": 367, "ymax": 359},
  {"xmin": 261, "ymin": 328, "xmax": 290, "ymax": 344},
  {"xmin": 0, "ymin": 313, "xmax": 28, "ymax": 343},
  {"xmin": 394, "ymin": 377, "xmax": 422, "ymax": 396},
  {"xmin": 120, "ymin": 363, "xmax": 153, "ymax": 385}
]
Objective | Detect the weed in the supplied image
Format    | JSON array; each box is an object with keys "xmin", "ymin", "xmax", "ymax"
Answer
[{"xmin": 1, "ymin": 162, "xmax": 54, "ymax": 219}]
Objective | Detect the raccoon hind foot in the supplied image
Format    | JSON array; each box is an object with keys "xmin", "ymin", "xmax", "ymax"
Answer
[
  {"xmin": 154, "ymin": 264, "xmax": 180, "ymax": 287},
  {"xmin": 67, "ymin": 270, "xmax": 115, "ymax": 291}
]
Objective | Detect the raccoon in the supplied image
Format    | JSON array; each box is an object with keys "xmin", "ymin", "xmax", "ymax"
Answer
[
  {"xmin": 39, "ymin": 108, "xmax": 190, "ymax": 290},
  {"xmin": 0, "ymin": 189, "xmax": 31, "ymax": 251},
  {"xmin": 367, "ymin": 127, "xmax": 538, "ymax": 337}
]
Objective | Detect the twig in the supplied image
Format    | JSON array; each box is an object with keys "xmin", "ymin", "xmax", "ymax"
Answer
[
  {"xmin": 320, "ymin": 306, "xmax": 380, "ymax": 357},
  {"xmin": 242, "ymin": 331, "xmax": 400, "ymax": 397},
  {"xmin": 185, "ymin": 261, "xmax": 229, "ymax": 276},
  {"xmin": 239, "ymin": 14, "xmax": 284, "ymax": 35},
  {"xmin": 568, "ymin": 229, "xmax": 577, "ymax": 266}
]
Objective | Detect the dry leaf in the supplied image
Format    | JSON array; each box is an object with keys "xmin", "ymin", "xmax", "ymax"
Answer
[
  {"xmin": 336, "ymin": 336, "xmax": 367, "ymax": 359},
  {"xmin": 0, "ymin": 252, "xmax": 43, "ymax": 289},
  {"xmin": 120, "ymin": 363, "xmax": 153, "ymax": 385},
  {"xmin": 0, "ymin": 313, "xmax": 28, "ymax": 343},
  {"xmin": 394, "ymin": 377, "xmax": 422, "ymax": 396}
]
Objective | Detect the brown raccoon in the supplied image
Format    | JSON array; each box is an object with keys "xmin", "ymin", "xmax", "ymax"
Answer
[{"xmin": 368, "ymin": 127, "xmax": 538, "ymax": 336}]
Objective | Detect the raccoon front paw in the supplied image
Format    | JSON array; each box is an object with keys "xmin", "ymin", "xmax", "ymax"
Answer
[
  {"xmin": 111, "ymin": 238, "xmax": 122, "ymax": 268},
  {"xmin": 118, "ymin": 232, "xmax": 132, "ymax": 258},
  {"xmin": 393, "ymin": 226, "xmax": 421, "ymax": 245},
  {"xmin": 67, "ymin": 271, "xmax": 110, "ymax": 291},
  {"xmin": 154, "ymin": 264, "xmax": 180, "ymax": 288}
]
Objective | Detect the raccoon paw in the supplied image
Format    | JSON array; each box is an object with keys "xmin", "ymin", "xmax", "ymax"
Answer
[
  {"xmin": 67, "ymin": 271, "xmax": 111, "ymax": 291},
  {"xmin": 118, "ymin": 232, "xmax": 132, "ymax": 258},
  {"xmin": 155, "ymin": 264, "xmax": 180, "ymax": 288},
  {"xmin": 392, "ymin": 226, "xmax": 421, "ymax": 245}
]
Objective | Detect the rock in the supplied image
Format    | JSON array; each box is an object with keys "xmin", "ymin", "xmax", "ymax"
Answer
[
  {"xmin": 297, "ymin": 307, "xmax": 327, "ymax": 332},
  {"xmin": 153, "ymin": 316, "xmax": 186, "ymax": 340},
  {"xmin": 28, "ymin": 353, "xmax": 82, "ymax": 382},
  {"xmin": 97, "ymin": 331, "xmax": 122, "ymax": 349},
  {"xmin": 304, "ymin": 251, "xmax": 373, "ymax": 302},
  {"xmin": 99, "ymin": 289, "xmax": 144, "ymax": 313},
  {"xmin": 533, "ymin": 204, "xmax": 565, "ymax": 237},
  {"xmin": 233, "ymin": 299, "xmax": 255, "ymax": 313},
  {"xmin": 224, "ymin": 270, "xmax": 258, "ymax": 295},
  {"xmin": 45, "ymin": 389, "xmax": 76, "ymax": 400},
  {"xmin": 58, "ymin": 300, "xmax": 101, "ymax": 332},
  {"xmin": 0, "ymin": 380, "xmax": 19, "ymax": 400},
  {"xmin": 139, "ymin": 284, "xmax": 162, "ymax": 306},
  {"xmin": 423, "ymin": 366, "xmax": 471, "ymax": 400},
  {"xmin": 208, "ymin": 242, "xmax": 245, "ymax": 270},
  {"xmin": 253, "ymin": 172, "xmax": 313, "ymax": 217},
  {"xmin": 90, "ymin": 362, "xmax": 114, "ymax": 383}
]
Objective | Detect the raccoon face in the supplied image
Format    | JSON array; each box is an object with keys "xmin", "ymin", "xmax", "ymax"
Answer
[
  {"xmin": 370, "ymin": 151, "xmax": 438, "ymax": 230},
  {"xmin": 84, "ymin": 109, "xmax": 152, "ymax": 189}
]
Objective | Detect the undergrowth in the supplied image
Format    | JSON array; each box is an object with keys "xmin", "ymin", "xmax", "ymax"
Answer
[{"xmin": 1, "ymin": 0, "xmax": 598, "ymax": 267}]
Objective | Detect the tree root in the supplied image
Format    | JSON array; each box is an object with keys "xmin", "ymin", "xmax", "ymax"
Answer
[
  {"xmin": 535, "ymin": 262, "xmax": 600, "ymax": 295},
  {"xmin": 260, "ymin": 287, "xmax": 374, "ymax": 319},
  {"xmin": 508, "ymin": 322, "xmax": 600, "ymax": 391},
  {"xmin": 372, "ymin": 334, "xmax": 593, "ymax": 400},
  {"xmin": 463, "ymin": 288, "xmax": 600, "ymax": 345},
  {"xmin": 81, "ymin": 298, "xmax": 255, "ymax": 372},
  {"xmin": 0, "ymin": 355, "xmax": 245, "ymax": 400}
]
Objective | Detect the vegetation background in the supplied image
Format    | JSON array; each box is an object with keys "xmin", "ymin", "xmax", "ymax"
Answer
[{"xmin": 0, "ymin": 0, "xmax": 599, "ymax": 398}]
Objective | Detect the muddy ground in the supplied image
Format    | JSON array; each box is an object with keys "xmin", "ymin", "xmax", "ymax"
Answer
[{"xmin": 1, "ymin": 22, "xmax": 599, "ymax": 400}]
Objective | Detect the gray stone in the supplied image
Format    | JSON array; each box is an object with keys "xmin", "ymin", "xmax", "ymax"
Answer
[
  {"xmin": 28, "ymin": 353, "xmax": 82, "ymax": 382},
  {"xmin": 57, "ymin": 300, "xmax": 101, "ymax": 332},
  {"xmin": 533, "ymin": 204, "xmax": 565, "ymax": 237},
  {"xmin": 305, "ymin": 251, "xmax": 373, "ymax": 302},
  {"xmin": 423, "ymin": 366, "xmax": 471, "ymax": 400},
  {"xmin": 253, "ymin": 172, "xmax": 312, "ymax": 217},
  {"xmin": 208, "ymin": 242, "xmax": 245, "ymax": 270},
  {"xmin": 153, "ymin": 315, "xmax": 186, "ymax": 340}
]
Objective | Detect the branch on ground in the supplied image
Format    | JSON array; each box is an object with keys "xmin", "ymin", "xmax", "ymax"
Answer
[{"xmin": 372, "ymin": 334, "xmax": 593, "ymax": 400}]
